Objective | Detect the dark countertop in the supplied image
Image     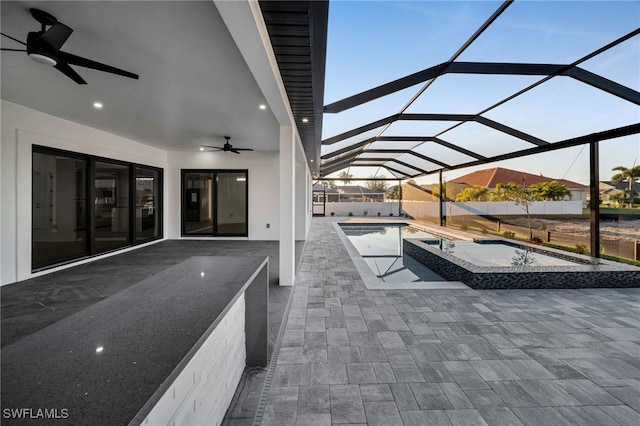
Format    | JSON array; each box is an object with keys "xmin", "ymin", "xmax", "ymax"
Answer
[{"xmin": 1, "ymin": 256, "xmax": 268, "ymax": 426}]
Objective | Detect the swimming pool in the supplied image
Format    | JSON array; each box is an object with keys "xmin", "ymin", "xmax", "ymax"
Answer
[
  {"xmin": 338, "ymin": 223, "xmax": 449, "ymax": 284},
  {"xmin": 427, "ymin": 240, "xmax": 587, "ymax": 267}
]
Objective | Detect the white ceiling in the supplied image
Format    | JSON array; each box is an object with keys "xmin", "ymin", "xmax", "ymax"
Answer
[{"xmin": 1, "ymin": 1, "xmax": 280, "ymax": 152}]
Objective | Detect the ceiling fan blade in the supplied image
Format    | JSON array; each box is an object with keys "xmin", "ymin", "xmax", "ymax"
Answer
[
  {"xmin": 230, "ymin": 149, "xmax": 241, "ymax": 154},
  {"xmin": 1, "ymin": 48, "xmax": 27, "ymax": 52},
  {"xmin": 233, "ymin": 148, "xmax": 254, "ymax": 151},
  {"xmin": 58, "ymin": 51, "xmax": 138, "ymax": 80},
  {"xmin": 201, "ymin": 145, "xmax": 224, "ymax": 150},
  {"xmin": 54, "ymin": 61, "xmax": 86, "ymax": 84},
  {"xmin": 1, "ymin": 32, "xmax": 27, "ymax": 46},
  {"xmin": 39, "ymin": 23, "xmax": 73, "ymax": 51}
]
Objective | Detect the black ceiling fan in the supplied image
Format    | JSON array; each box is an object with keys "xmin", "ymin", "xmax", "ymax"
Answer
[
  {"xmin": 0, "ymin": 8, "xmax": 138, "ymax": 84},
  {"xmin": 202, "ymin": 136, "xmax": 254, "ymax": 154}
]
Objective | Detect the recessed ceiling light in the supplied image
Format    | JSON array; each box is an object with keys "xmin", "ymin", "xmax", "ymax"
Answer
[
  {"xmin": 310, "ymin": 159, "xmax": 314, "ymax": 162},
  {"xmin": 199, "ymin": 147, "xmax": 204, "ymax": 151},
  {"xmin": 93, "ymin": 102, "xmax": 103, "ymax": 109},
  {"xmin": 302, "ymin": 118, "xmax": 309, "ymax": 123},
  {"xmin": 259, "ymin": 104, "xmax": 267, "ymax": 110}
]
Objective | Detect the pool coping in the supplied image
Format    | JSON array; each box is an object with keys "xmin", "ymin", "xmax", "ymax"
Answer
[{"xmin": 332, "ymin": 221, "xmax": 469, "ymax": 290}]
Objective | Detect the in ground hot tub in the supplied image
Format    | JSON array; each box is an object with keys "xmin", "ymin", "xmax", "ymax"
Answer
[{"xmin": 404, "ymin": 238, "xmax": 640, "ymax": 289}]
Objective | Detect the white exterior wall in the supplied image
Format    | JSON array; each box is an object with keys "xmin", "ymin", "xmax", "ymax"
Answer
[
  {"xmin": 0, "ymin": 101, "xmax": 284, "ymax": 284},
  {"xmin": 165, "ymin": 150, "xmax": 280, "ymax": 241},
  {"xmin": 1, "ymin": 101, "xmax": 168, "ymax": 285},
  {"xmin": 326, "ymin": 201, "xmax": 401, "ymax": 217},
  {"xmin": 402, "ymin": 200, "xmax": 584, "ymax": 221}
]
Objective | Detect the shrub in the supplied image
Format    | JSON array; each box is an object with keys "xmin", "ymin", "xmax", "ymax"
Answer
[
  {"xmin": 363, "ymin": 209, "xmax": 368, "ymax": 216},
  {"xmin": 348, "ymin": 212, "xmax": 353, "ymax": 217},
  {"xmin": 330, "ymin": 212, "xmax": 335, "ymax": 216},
  {"xmin": 481, "ymin": 226, "xmax": 488, "ymax": 234},
  {"xmin": 530, "ymin": 236, "xmax": 543, "ymax": 244},
  {"xmin": 460, "ymin": 223, "xmax": 469, "ymax": 231},
  {"xmin": 575, "ymin": 244, "xmax": 588, "ymax": 254},
  {"xmin": 389, "ymin": 212, "xmax": 394, "ymax": 216},
  {"xmin": 377, "ymin": 212, "xmax": 381, "ymax": 217},
  {"xmin": 503, "ymin": 231, "xmax": 515, "ymax": 239}
]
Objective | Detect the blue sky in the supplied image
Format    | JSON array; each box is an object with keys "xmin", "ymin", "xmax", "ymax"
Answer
[{"xmin": 321, "ymin": 0, "xmax": 640, "ymax": 184}]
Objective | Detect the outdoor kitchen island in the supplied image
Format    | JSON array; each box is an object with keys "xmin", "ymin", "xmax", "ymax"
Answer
[{"xmin": 1, "ymin": 256, "xmax": 269, "ymax": 426}]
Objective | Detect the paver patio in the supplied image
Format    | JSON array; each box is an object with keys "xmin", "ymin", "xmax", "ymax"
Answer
[{"xmin": 259, "ymin": 217, "xmax": 640, "ymax": 426}]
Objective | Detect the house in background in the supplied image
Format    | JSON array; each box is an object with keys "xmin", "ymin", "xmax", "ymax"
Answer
[
  {"xmin": 449, "ymin": 167, "xmax": 588, "ymax": 205},
  {"xmin": 600, "ymin": 180, "xmax": 640, "ymax": 205},
  {"xmin": 599, "ymin": 182, "xmax": 623, "ymax": 205},
  {"xmin": 312, "ymin": 184, "xmax": 385, "ymax": 202}
]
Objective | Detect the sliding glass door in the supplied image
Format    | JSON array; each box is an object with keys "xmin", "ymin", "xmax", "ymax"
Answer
[
  {"xmin": 32, "ymin": 146, "xmax": 163, "ymax": 271},
  {"xmin": 182, "ymin": 170, "xmax": 248, "ymax": 237}
]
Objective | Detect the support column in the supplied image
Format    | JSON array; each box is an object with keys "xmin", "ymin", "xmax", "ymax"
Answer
[
  {"xmin": 398, "ymin": 180, "xmax": 403, "ymax": 217},
  {"xmin": 279, "ymin": 125, "xmax": 296, "ymax": 286},
  {"xmin": 439, "ymin": 170, "xmax": 445, "ymax": 227},
  {"xmin": 590, "ymin": 141, "xmax": 600, "ymax": 258}
]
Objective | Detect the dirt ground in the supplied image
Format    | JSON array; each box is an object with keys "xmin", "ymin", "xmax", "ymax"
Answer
[{"xmin": 505, "ymin": 217, "xmax": 640, "ymax": 243}]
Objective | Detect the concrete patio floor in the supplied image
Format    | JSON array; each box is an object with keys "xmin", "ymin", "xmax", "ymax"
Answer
[{"xmin": 258, "ymin": 217, "xmax": 640, "ymax": 426}]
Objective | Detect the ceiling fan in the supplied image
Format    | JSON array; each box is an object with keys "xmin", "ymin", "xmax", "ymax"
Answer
[
  {"xmin": 202, "ymin": 136, "xmax": 253, "ymax": 155},
  {"xmin": 0, "ymin": 8, "xmax": 138, "ymax": 84}
]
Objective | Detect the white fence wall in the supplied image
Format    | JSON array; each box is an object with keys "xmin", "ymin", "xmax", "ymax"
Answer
[
  {"xmin": 403, "ymin": 200, "xmax": 583, "ymax": 219},
  {"xmin": 325, "ymin": 201, "xmax": 400, "ymax": 217}
]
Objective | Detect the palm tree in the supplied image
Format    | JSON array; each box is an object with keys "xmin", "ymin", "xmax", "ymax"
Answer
[
  {"xmin": 338, "ymin": 171, "xmax": 353, "ymax": 186},
  {"xmin": 365, "ymin": 175, "xmax": 388, "ymax": 193},
  {"xmin": 454, "ymin": 185, "xmax": 489, "ymax": 201},
  {"xmin": 529, "ymin": 180, "xmax": 572, "ymax": 201},
  {"xmin": 611, "ymin": 165, "xmax": 640, "ymax": 208}
]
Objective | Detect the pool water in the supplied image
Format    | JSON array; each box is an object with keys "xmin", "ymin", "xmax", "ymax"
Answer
[
  {"xmin": 434, "ymin": 241, "xmax": 586, "ymax": 267},
  {"xmin": 339, "ymin": 223, "xmax": 447, "ymax": 283}
]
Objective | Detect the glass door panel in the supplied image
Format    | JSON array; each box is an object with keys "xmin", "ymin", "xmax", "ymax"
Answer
[
  {"xmin": 136, "ymin": 167, "xmax": 161, "ymax": 241},
  {"xmin": 184, "ymin": 172, "xmax": 214, "ymax": 235},
  {"xmin": 94, "ymin": 161, "xmax": 130, "ymax": 252},
  {"xmin": 216, "ymin": 172, "xmax": 247, "ymax": 236},
  {"xmin": 32, "ymin": 151, "xmax": 87, "ymax": 269}
]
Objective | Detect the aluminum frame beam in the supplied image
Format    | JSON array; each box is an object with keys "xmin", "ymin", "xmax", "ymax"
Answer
[
  {"xmin": 322, "ymin": 113, "xmax": 548, "ymax": 147},
  {"xmin": 324, "ymin": 60, "xmax": 640, "ymax": 113}
]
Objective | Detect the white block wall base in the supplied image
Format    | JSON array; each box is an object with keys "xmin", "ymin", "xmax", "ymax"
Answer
[{"xmin": 142, "ymin": 296, "xmax": 246, "ymax": 426}]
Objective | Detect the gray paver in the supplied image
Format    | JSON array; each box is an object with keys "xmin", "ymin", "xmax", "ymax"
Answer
[
  {"xmin": 477, "ymin": 407, "xmax": 525, "ymax": 426},
  {"xmin": 309, "ymin": 363, "xmax": 347, "ymax": 385},
  {"xmin": 512, "ymin": 407, "xmax": 573, "ymax": 426},
  {"xmin": 346, "ymin": 363, "xmax": 377, "ymax": 384},
  {"xmin": 389, "ymin": 383, "xmax": 419, "ymax": 411},
  {"xmin": 409, "ymin": 382, "xmax": 453, "ymax": 410},
  {"xmin": 554, "ymin": 406, "xmax": 619, "ymax": 426},
  {"xmin": 363, "ymin": 401, "xmax": 402, "ymax": 426},
  {"xmin": 400, "ymin": 410, "xmax": 453, "ymax": 426},
  {"xmin": 446, "ymin": 409, "xmax": 489, "ymax": 426},
  {"xmin": 329, "ymin": 384, "xmax": 366, "ymax": 424},
  {"xmin": 372, "ymin": 362, "xmax": 396, "ymax": 383},
  {"xmin": 516, "ymin": 380, "xmax": 581, "ymax": 406},
  {"xmin": 297, "ymin": 385, "xmax": 330, "ymax": 414},
  {"xmin": 439, "ymin": 382, "xmax": 475, "ymax": 409},
  {"xmin": 359, "ymin": 384, "xmax": 393, "ymax": 401}
]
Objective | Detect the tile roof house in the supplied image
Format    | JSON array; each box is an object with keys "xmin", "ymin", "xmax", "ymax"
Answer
[
  {"xmin": 450, "ymin": 167, "xmax": 588, "ymax": 205},
  {"xmin": 450, "ymin": 167, "xmax": 587, "ymax": 190},
  {"xmin": 312, "ymin": 184, "xmax": 385, "ymax": 202}
]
